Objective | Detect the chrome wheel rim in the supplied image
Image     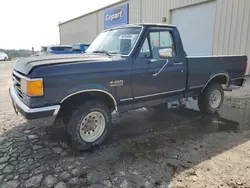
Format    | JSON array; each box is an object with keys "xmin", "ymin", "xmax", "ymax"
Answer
[
  {"xmin": 79, "ymin": 112, "xmax": 105, "ymax": 142},
  {"xmin": 209, "ymin": 89, "xmax": 222, "ymax": 109}
]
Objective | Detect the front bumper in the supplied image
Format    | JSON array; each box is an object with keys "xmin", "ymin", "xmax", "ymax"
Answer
[{"xmin": 9, "ymin": 86, "xmax": 60, "ymax": 122}]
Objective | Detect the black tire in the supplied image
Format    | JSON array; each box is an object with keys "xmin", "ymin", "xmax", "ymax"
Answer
[
  {"xmin": 4, "ymin": 57, "xmax": 7, "ymax": 61},
  {"xmin": 198, "ymin": 84, "xmax": 224, "ymax": 114},
  {"xmin": 67, "ymin": 100, "xmax": 111, "ymax": 151}
]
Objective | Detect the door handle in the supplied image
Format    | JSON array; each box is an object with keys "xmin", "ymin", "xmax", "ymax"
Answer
[
  {"xmin": 153, "ymin": 59, "xmax": 169, "ymax": 77},
  {"xmin": 173, "ymin": 62, "xmax": 183, "ymax": 65},
  {"xmin": 150, "ymin": 59, "xmax": 157, "ymax": 63}
]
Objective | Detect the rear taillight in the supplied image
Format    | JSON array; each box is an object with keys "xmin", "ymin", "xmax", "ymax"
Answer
[{"xmin": 244, "ymin": 61, "xmax": 248, "ymax": 73}]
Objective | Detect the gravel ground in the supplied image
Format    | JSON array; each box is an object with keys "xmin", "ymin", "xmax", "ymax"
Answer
[{"xmin": 0, "ymin": 61, "xmax": 250, "ymax": 188}]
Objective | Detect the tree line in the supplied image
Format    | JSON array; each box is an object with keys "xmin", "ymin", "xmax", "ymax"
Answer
[{"xmin": 0, "ymin": 49, "xmax": 38, "ymax": 58}]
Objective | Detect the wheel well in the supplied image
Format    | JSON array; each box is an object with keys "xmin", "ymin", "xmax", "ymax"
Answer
[
  {"xmin": 58, "ymin": 91, "xmax": 116, "ymax": 118},
  {"xmin": 203, "ymin": 74, "xmax": 229, "ymax": 91}
]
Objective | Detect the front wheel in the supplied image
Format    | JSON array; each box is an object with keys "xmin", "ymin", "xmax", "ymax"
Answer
[
  {"xmin": 4, "ymin": 57, "xmax": 7, "ymax": 61},
  {"xmin": 67, "ymin": 100, "xmax": 111, "ymax": 151},
  {"xmin": 198, "ymin": 84, "xmax": 224, "ymax": 114}
]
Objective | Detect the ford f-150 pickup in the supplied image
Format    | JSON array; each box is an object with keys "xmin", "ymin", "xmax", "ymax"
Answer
[{"xmin": 10, "ymin": 24, "xmax": 247, "ymax": 150}]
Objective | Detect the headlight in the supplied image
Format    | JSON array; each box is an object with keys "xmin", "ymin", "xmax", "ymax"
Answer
[{"xmin": 21, "ymin": 78, "xmax": 43, "ymax": 97}]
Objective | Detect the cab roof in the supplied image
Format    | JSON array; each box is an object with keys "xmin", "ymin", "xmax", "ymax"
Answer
[
  {"xmin": 135, "ymin": 23, "xmax": 177, "ymax": 28},
  {"xmin": 104, "ymin": 23, "xmax": 177, "ymax": 31}
]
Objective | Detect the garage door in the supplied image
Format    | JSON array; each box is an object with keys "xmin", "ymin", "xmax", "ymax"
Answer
[{"xmin": 172, "ymin": 1, "xmax": 216, "ymax": 56}]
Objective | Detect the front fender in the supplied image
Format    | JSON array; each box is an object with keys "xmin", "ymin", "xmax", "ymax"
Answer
[{"xmin": 60, "ymin": 84, "xmax": 117, "ymax": 111}]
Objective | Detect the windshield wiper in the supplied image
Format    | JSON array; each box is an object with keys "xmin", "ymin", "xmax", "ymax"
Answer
[
  {"xmin": 92, "ymin": 50, "xmax": 111, "ymax": 56},
  {"xmin": 109, "ymin": 52, "xmax": 122, "ymax": 55}
]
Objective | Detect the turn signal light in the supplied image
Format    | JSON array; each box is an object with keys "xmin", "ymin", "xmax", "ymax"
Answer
[{"xmin": 21, "ymin": 79, "xmax": 43, "ymax": 97}]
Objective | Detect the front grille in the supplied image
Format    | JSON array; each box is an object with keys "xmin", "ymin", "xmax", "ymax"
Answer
[{"xmin": 12, "ymin": 72, "xmax": 24, "ymax": 99}]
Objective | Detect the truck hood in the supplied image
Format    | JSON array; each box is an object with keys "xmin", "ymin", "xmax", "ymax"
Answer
[{"xmin": 13, "ymin": 53, "xmax": 114, "ymax": 75}]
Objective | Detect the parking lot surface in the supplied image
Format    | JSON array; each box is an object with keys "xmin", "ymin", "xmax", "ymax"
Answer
[{"xmin": 0, "ymin": 61, "xmax": 250, "ymax": 188}]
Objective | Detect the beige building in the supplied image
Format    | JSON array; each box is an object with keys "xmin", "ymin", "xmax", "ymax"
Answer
[{"xmin": 59, "ymin": 0, "xmax": 250, "ymax": 73}]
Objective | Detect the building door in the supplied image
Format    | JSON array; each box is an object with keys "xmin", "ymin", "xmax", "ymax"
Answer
[{"xmin": 172, "ymin": 1, "xmax": 217, "ymax": 56}]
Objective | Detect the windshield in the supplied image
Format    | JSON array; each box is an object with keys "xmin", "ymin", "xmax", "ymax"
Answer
[{"xmin": 86, "ymin": 27, "xmax": 142, "ymax": 55}]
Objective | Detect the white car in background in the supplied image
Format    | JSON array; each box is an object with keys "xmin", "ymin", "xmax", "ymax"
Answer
[{"xmin": 0, "ymin": 52, "xmax": 8, "ymax": 61}]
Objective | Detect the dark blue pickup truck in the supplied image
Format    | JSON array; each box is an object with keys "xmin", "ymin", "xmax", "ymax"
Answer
[{"xmin": 10, "ymin": 24, "xmax": 247, "ymax": 150}]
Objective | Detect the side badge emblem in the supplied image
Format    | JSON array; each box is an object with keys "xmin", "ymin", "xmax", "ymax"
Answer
[{"xmin": 110, "ymin": 80, "xmax": 124, "ymax": 87}]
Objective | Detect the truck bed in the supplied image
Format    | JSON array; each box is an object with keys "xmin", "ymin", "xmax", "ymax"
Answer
[{"xmin": 186, "ymin": 55, "xmax": 247, "ymax": 90}]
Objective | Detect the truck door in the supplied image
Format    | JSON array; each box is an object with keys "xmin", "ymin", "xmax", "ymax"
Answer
[{"xmin": 132, "ymin": 28, "xmax": 186, "ymax": 100}]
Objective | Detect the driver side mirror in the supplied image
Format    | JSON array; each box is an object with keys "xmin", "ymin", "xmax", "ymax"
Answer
[{"xmin": 159, "ymin": 48, "xmax": 172, "ymax": 59}]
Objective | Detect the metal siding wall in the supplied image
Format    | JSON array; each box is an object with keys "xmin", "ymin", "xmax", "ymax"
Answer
[
  {"xmin": 129, "ymin": 0, "xmax": 211, "ymax": 24},
  {"xmin": 97, "ymin": 10, "xmax": 105, "ymax": 34},
  {"xmin": 228, "ymin": 0, "xmax": 239, "ymax": 55},
  {"xmin": 60, "ymin": 1, "xmax": 128, "ymax": 45},
  {"xmin": 60, "ymin": 13, "xmax": 98, "ymax": 45},
  {"xmin": 129, "ymin": 0, "xmax": 141, "ymax": 23},
  {"xmin": 247, "ymin": 0, "xmax": 250, "ymax": 73},
  {"xmin": 213, "ymin": 0, "xmax": 250, "ymax": 74}
]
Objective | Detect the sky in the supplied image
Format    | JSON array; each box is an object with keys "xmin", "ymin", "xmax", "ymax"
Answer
[{"xmin": 0, "ymin": 0, "xmax": 120, "ymax": 51}]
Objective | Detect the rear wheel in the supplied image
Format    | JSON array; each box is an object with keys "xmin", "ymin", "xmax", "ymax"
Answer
[
  {"xmin": 67, "ymin": 100, "xmax": 111, "ymax": 151},
  {"xmin": 4, "ymin": 57, "xmax": 7, "ymax": 61},
  {"xmin": 198, "ymin": 84, "xmax": 224, "ymax": 114}
]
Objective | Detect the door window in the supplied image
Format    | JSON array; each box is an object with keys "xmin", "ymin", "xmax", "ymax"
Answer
[
  {"xmin": 138, "ymin": 37, "xmax": 151, "ymax": 59},
  {"xmin": 149, "ymin": 31, "xmax": 176, "ymax": 59}
]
